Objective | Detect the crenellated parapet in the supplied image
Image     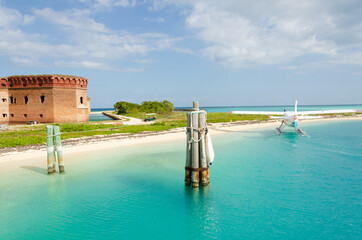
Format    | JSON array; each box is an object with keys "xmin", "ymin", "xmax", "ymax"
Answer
[
  {"xmin": 3, "ymin": 75, "xmax": 88, "ymax": 89},
  {"xmin": 0, "ymin": 74, "xmax": 90, "ymax": 124},
  {"xmin": 0, "ymin": 78, "xmax": 8, "ymax": 88}
]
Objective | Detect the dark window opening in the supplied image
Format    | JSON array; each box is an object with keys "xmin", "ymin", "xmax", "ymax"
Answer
[
  {"xmin": 1, "ymin": 84, "xmax": 5, "ymax": 87},
  {"xmin": 10, "ymin": 96, "xmax": 13, "ymax": 104},
  {"xmin": 24, "ymin": 96, "xmax": 28, "ymax": 104},
  {"xmin": 39, "ymin": 114, "xmax": 43, "ymax": 118},
  {"xmin": 39, "ymin": 84, "xmax": 42, "ymax": 87},
  {"xmin": 10, "ymin": 114, "xmax": 14, "ymax": 117},
  {"xmin": 9, "ymin": 84, "xmax": 13, "ymax": 87},
  {"xmin": 2, "ymin": 114, "xmax": 7, "ymax": 118},
  {"xmin": 2, "ymin": 98, "xmax": 6, "ymax": 102},
  {"xmin": 80, "ymin": 97, "xmax": 83, "ymax": 104},
  {"xmin": 24, "ymin": 114, "xmax": 27, "ymax": 117},
  {"xmin": 14, "ymin": 98, "xmax": 16, "ymax": 104},
  {"xmin": 40, "ymin": 95, "xmax": 45, "ymax": 104},
  {"xmin": 23, "ymin": 84, "xmax": 26, "ymax": 87}
]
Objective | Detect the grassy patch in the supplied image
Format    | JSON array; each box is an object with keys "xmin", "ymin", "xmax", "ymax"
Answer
[{"xmin": 1, "ymin": 111, "xmax": 360, "ymax": 148}]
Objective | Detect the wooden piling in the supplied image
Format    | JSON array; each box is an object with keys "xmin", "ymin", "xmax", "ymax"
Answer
[
  {"xmin": 199, "ymin": 112, "xmax": 209, "ymax": 186},
  {"xmin": 185, "ymin": 112, "xmax": 192, "ymax": 186},
  {"xmin": 191, "ymin": 111, "xmax": 199, "ymax": 188},
  {"xmin": 46, "ymin": 125, "xmax": 56, "ymax": 174},
  {"xmin": 193, "ymin": 101, "xmax": 199, "ymax": 111},
  {"xmin": 185, "ymin": 101, "xmax": 212, "ymax": 188},
  {"xmin": 53, "ymin": 126, "xmax": 64, "ymax": 173}
]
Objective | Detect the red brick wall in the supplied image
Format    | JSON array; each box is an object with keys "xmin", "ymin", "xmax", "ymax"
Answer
[
  {"xmin": 1, "ymin": 75, "xmax": 90, "ymax": 124},
  {"xmin": 0, "ymin": 78, "xmax": 9, "ymax": 124},
  {"xmin": 8, "ymin": 88, "xmax": 55, "ymax": 123}
]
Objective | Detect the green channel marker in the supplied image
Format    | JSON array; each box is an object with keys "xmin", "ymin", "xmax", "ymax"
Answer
[
  {"xmin": 46, "ymin": 125, "xmax": 56, "ymax": 174},
  {"xmin": 53, "ymin": 126, "xmax": 64, "ymax": 172}
]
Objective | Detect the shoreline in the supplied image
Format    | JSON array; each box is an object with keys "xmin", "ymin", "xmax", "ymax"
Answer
[{"xmin": 0, "ymin": 115, "xmax": 361, "ymax": 166}]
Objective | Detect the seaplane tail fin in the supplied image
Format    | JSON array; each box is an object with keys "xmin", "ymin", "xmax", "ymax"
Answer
[{"xmin": 295, "ymin": 100, "xmax": 298, "ymax": 115}]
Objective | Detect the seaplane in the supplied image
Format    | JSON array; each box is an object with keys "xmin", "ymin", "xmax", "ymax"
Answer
[{"xmin": 231, "ymin": 101, "xmax": 360, "ymax": 135}]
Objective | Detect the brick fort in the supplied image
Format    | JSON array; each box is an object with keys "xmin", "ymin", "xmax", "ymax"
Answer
[{"xmin": 0, "ymin": 75, "xmax": 90, "ymax": 124}]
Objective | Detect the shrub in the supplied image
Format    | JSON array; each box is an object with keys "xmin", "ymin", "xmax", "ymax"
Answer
[
  {"xmin": 114, "ymin": 100, "xmax": 175, "ymax": 114},
  {"xmin": 114, "ymin": 101, "xmax": 140, "ymax": 114},
  {"xmin": 163, "ymin": 100, "xmax": 174, "ymax": 112},
  {"xmin": 140, "ymin": 101, "xmax": 169, "ymax": 113}
]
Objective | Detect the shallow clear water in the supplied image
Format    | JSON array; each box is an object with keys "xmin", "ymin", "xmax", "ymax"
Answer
[
  {"xmin": 1, "ymin": 120, "xmax": 361, "ymax": 239},
  {"xmin": 89, "ymin": 112, "xmax": 113, "ymax": 121},
  {"xmin": 89, "ymin": 108, "xmax": 114, "ymax": 121}
]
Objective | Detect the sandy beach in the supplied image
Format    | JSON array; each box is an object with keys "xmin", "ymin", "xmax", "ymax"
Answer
[{"xmin": 0, "ymin": 115, "xmax": 361, "ymax": 168}]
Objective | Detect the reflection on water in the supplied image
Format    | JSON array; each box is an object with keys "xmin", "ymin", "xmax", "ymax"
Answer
[{"xmin": 0, "ymin": 120, "xmax": 361, "ymax": 239}]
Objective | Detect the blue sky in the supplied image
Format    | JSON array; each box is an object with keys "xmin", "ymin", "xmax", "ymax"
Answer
[{"xmin": 0, "ymin": 0, "xmax": 361, "ymax": 107}]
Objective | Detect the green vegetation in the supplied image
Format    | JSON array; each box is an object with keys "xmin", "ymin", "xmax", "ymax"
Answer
[
  {"xmin": 0, "ymin": 121, "xmax": 185, "ymax": 148},
  {"xmin": 114, "ymin": 100, "xmax": 174, "ymax": 114},
  {"xmin": 113, "ymin": 101, "xmax": 140, "ymax": 114},
  {"xmin": 0, "ymin": 111, "xmax": 360, "ymax": 149}
]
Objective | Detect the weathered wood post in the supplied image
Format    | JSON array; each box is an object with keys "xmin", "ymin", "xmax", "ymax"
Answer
[
  {"xmin": 191, "ymin": 106, "xmax": 200, "ymax": 188},
  {"xmin": 185, "ymin": 101, "xmax": 211, "ymax": 188},
  {"xmin": 185, "ymin": 113, "xmax": 192, "ymax": 186},
  {"xmin": 46, "ymin": 125, "xmax": 56, "ymax": 174},
  {"xmin": 199, "ymin": 112, "xmax": 209, "ymax": 186},
  {"xmin": 54, "ymin": 126, "xmax": 64, "ymax": 172}
]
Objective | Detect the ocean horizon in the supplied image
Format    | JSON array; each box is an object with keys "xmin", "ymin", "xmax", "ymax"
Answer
[
  {"xmin": 91, "ymin": 103, "xmax": 362, "ymax": 112},
  {"xmin": 89, "ymin": 104, "xmax": 361, "ymax": 121}
]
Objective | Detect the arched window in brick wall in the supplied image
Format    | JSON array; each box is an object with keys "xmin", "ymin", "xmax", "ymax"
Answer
[
  {"xmin": 24, "ymin": 96, "xmax": 28, "ymax": 104},
  {"xmin": 80, "ymin": 97, "xmax": 83, "ymax": 104},
  {"xmin": 40, "ymin": 95, "xmax": 45, "ymax": 104}
]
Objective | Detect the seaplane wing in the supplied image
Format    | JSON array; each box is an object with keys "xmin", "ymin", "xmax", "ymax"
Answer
[
  {"xmin": 298, "ymin": 116, "xmax": 323, "ymax": 120},
  {"xmin": 230, "ymin": 111, "xmax": 284, "ymax": 115},
  {"xmin": 298, "ymin": 109, "xmax": 360, "ymax": 115},
  {"xmin": 230, "ymin": 100, "xmax": 360, "ymax": 136}
]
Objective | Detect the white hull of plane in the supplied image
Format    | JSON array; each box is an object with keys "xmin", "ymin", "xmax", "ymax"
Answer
[{"xmin": 231, "ymin": 101, "xmax": 360, "ymax": 135}]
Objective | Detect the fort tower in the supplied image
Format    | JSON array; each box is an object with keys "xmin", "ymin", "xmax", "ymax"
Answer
[{"xmin": 0, "ymin": 75, "xmax": 90, "ymax": 124}]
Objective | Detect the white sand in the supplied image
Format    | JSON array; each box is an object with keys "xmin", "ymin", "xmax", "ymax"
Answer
[{"xmin": 0, "ymin": 116, "xmax": 361, "ymax": 168}]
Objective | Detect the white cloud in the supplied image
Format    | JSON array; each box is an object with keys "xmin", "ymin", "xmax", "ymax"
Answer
[
  {"xmin": 0, "ymin": 6, "xmax": 34, "ymax": 27},
  {"xmin": 152, "ymin": 0, "xmax": 362, "ymax": 69},
  {"xmin": 10, "ymin": 56, "xmax": 39, "ymax": 65},
  {"xmin": 144, "ymin": 17, "xmax": 165, "ymax": 23},
  {"xmin": 54, "ymin": 60, "xmax": 115, "ymax": 70},
  {"xmin": 173, "ymin": 47, "xmax": 193, "ymax": 54},
  {"xmin": 0, "ymin": 5, "xmax": 177, "ymax": 70},
  {"xmin": 33, "ymin": 8, "xmax": 109, "ymax": 32},
  {"xmin": 23, "ymin": 15, "xmax": 35, "ymax": 25},
  {"xmin": 78, "ymin": 0, "xmax": 138, "ymax": 9},
  {"xmin": 134, "ymin": 59, "xmax": 156, "ymax": 64}
]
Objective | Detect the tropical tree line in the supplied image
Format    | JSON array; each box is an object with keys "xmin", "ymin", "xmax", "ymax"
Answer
[{"xmin": 114, "ymin": 100, "xmax": 175, "ymax": 114}]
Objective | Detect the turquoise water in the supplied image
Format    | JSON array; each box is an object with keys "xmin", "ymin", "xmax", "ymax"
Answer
[
  {"xmin": 91, "ymin": 108, "xmax": 114, "ymax": 112},
  {"xmin": 89, "ymin": 108, "xmax": 114, "ymax": 121},
  {"xmin": 2, "ymin": 120, "xmax": 360, "ymax": 239},
  {"xmin": 89, "ymin": 112, "xmax": 113, "ymax": 121}
]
